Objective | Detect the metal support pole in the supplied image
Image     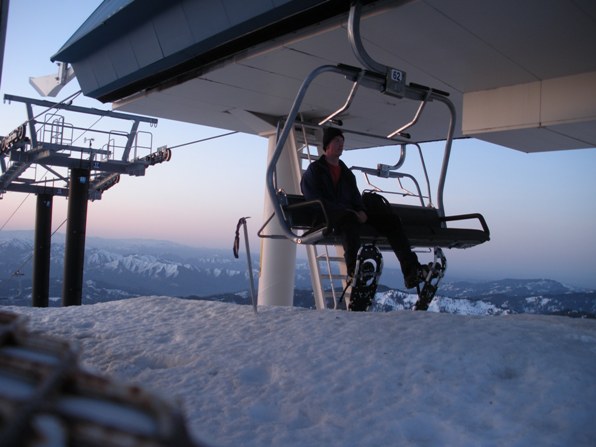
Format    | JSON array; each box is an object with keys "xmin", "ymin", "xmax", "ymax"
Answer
[
  {"xmin": 233, "ymin": 217, "xmax": 258, "ymax": 314},
  {"xmin": 32, "ymin": 194, "xmax": 53, "ymax": 307},
  {"xmin": 62, "ymin": 168, "xmax": 89, "ymax": 306}
]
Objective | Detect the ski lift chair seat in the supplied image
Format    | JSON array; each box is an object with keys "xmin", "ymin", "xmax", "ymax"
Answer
[{"xmin": 281, "ymin": 194, "xmax": 490, "ymax": 249}]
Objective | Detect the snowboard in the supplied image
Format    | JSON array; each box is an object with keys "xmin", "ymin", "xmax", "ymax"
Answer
[
  {"xmin": 348, "ymin": 244, "xmax": 383, "ymax": 312},
  {"xmin": 414, "ymin": 247, "xmax": 447, "ymax": 311}
]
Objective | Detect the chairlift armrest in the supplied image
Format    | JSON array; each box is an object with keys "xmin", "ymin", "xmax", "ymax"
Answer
[
  {"xmin": 283, "ymin": 198, "xmax": 330, "ymax": 230},
  {"xmin": 296, "ymin": 227, "xmax": 328, "ymax": 245},
  {"xmin": 439, "ymin": 213, "xmax": 490, "ymax": 236},
  {"xmin": 258, "ymin": 199, "xmax": 329, "ymax": 243}
]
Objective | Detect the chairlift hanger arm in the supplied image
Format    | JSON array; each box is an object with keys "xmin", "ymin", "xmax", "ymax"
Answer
[
  {"xmin": 267, "ymin": 1, "xmax": 458, "ymax": 241},
  {"xmin": 348, "ymin": 0, "xmax": 455, "ymax": 215},
  {"xmin": 267, "ymin": 62, "xmax": 455, "ymax": 240},
  {"xmin": 348, "ymin": 1, "xmax": 387, "ymax": 74}
]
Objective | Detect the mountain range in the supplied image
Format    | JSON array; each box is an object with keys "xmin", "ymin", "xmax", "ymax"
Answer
[
  {"xmin": 0, "ymin": 232, "xmax": 261, "ymax": 303},
  {"xmin": 0, "ymin": 231, "xmax": 594, "ymax": 318}
]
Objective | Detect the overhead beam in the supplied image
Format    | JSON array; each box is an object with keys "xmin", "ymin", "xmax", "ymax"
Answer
[
  {"xmin": 5, "ymin": 182, "xmax": 100, "ymax": 200},
  {"xmin": 3, "ymin": 94, "xmax": 158, "ymax": 124},
  {"xmin": 9, "ymin": 149, "xmax": 148, "ymax": 176}
]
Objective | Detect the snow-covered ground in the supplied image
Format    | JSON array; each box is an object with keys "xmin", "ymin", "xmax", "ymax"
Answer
[{"xmin": 5, "ymin": 296, "xmax": 596, "ymax": 446}]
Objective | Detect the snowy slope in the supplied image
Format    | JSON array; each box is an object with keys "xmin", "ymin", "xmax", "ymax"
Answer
[{"xmin": 5, "ymin": 297, "xmax": 595, "ymax": 447}]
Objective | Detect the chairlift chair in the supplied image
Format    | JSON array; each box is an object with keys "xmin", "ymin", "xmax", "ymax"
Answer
[{"xmin": 258, "ymin": 1, "xmax": 490, "ymax": 309}]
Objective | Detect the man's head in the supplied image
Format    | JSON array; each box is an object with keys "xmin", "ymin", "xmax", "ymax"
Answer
[{"xmin": 322, "ymin": 127, "xmax": 344, "ymax": 151}]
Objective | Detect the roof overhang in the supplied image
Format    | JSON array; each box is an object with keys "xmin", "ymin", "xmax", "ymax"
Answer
[{"xmin": 52, "ymin": 0, "xmax": 596, "ymax": 153}]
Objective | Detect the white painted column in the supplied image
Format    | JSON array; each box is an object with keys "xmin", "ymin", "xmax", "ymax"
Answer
[{"xmin": 257, "ymin": 133, "xmax": 300, "ymax": 306}]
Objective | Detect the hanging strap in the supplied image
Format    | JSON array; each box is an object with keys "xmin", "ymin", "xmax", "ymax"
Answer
[{"xmin": 233, "ymin": 217, "xmax": 247, "ymax": 259}]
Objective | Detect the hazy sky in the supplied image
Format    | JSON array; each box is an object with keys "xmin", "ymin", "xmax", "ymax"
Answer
[{"xmin": 1, "ymin": 1, "xmax": 595, "ymax": 288}]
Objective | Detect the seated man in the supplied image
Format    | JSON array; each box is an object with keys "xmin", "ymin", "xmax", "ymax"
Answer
[{"xmin": 300, "ymin": 127, "xmax": 427, "ymax": 288}]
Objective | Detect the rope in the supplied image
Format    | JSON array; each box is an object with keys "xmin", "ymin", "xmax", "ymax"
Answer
[
  {"xmin": 1, "ymin": 218, "xmax": 67, "ymax": 284},
  {"xmin": 0, "ymin": 194, "xmax": 31, "ymax": 231},
  {"xmin": 169, "ymin": 131, "xmax": 238, "ymax": 150}
]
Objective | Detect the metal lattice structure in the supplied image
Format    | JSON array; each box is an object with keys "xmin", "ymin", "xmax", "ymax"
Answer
[
  {"xmin": 0, "ymin": 95, "xmax": 171, "ymax": 307},
  {"xmin": 1, "ymin": 94, "xmax": 170, "ymax": 201}
]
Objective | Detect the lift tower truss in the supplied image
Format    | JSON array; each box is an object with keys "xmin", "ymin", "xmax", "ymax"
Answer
[{"xmin": 0, "ymin": 94, "xmax": 171, "ymax": 306}]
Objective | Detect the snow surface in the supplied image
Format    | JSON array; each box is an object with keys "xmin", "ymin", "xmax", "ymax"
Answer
[{"xmin": 5, "ymin": 297, "xmax": 596, "ymax": 447}]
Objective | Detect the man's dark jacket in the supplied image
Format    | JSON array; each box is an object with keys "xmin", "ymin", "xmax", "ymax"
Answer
[{"xmin": 300, "ymin": 154, "xmax": 365, "ymax": 219}]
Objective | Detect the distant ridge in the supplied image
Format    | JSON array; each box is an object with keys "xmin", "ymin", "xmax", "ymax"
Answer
[{"xmin": 0, "ymin": 233, "xmax": 594, "ymax": 317}]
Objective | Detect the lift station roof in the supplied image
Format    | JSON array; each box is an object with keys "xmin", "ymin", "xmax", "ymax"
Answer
[{"xmin": 51, "ymin": 0, "xmax": 596, "ymax": 152}]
